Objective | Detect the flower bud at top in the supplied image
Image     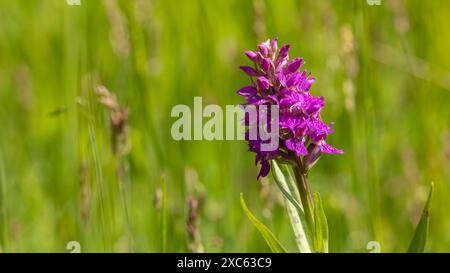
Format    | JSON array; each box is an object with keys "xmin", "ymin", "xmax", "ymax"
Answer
[
  {"xmin": 240, "ymin": 66, "xmax": 260, "ymax": 77},
  {"xmin": 245, "ymin": 51, "xmax": 258, "ymax": 62},
  {"xmin": 260, "ymin": 58, "xmax": 271, "ymax": 73},
  {"xmin": 258, "ymin": 43, "xmax": 269, "ymax": 57},
  {"xmin": 270, "ymin": 38, "xmax": 278, "ymax": 56},
  {"xmin": 284, "ymin": 58, "xmax": 304, "ymax": 74},
  {"xmin": 277, "ymin": 44, "xmax": 291, "ymax": 64},
  {"xmin": 257, "ymin": 76, "xmax": 270, "ymax": 91}
]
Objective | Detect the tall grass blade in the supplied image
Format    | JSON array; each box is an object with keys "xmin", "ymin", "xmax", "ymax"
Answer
[
  {"xmin": 160, "ymin": 177, "xmax": 168, "ymax": 253},
  {"xmin": 0, "ymin": 147, "xmax": 8, "ymax": 252}
]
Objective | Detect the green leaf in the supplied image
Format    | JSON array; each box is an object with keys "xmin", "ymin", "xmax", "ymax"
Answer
[
  {"xmin": 240, "ymin": 193, "xmax": 287, "ymax": 253},
  {"xmin": 313, "ymin": 192, "xmax": 329, "ymax": 253},
  {"xmin": 271, "ymin": 160, "xmax": 313, "ymax": 253},
  {"xmin": 408, "ymin": 182, "xmax": 434, "ymax": 253},
  {"xmin": 271, "ymin": 163, "xmax": 303, "ymax": 213}
]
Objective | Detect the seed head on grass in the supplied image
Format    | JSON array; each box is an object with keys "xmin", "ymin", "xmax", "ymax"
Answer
[
  {"xmin": 96, "ymin": 85, "xmax": 133, "ymax": 250},
  {"xmin": 186, "ymin": 195, "xmax": 204, "ymax": 253},
  {"xmin": 96, "ymin": 85, "xmax": 131, "ymax": 159},
  {"xmin": 184, "ymin": 167, "xmax": 206, "ymax": 253}
]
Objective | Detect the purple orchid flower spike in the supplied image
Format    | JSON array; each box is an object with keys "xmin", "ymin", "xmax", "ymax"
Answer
[
  {"xmin": 237, "ymin": 38, "xmax": 345, "ymax": 254},
  {"xmin": 237, "ymin": 38, "xmax": 343, "ymax": 179}
]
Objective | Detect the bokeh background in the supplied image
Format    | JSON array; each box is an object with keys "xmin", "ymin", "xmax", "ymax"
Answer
[{"xmin": 0, "ymin": 0, "xmax": 449, "ymax": 252}]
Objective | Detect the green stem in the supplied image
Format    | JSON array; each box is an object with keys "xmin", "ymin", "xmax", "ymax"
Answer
[
  {"xmin": 271, "ymin": 160, "xmax": 313, "ymax": 252},
  {"xmin": 116, "ymin": 157, "xmax": 134, "ymax": 251},
  {"xmin": 293, "ymin": 159, "xmax": 315, "ymax": 233}
]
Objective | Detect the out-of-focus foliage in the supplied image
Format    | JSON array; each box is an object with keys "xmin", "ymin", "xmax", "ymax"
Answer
[{"xmin": 0, "ymin": 0, "xmax": 449, "ymax": 252}]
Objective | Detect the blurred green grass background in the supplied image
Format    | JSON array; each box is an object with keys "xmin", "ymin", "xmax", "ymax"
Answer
[{"xmin": 0, "ymin": 0, "xmax": 449, "ymax": 252}]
